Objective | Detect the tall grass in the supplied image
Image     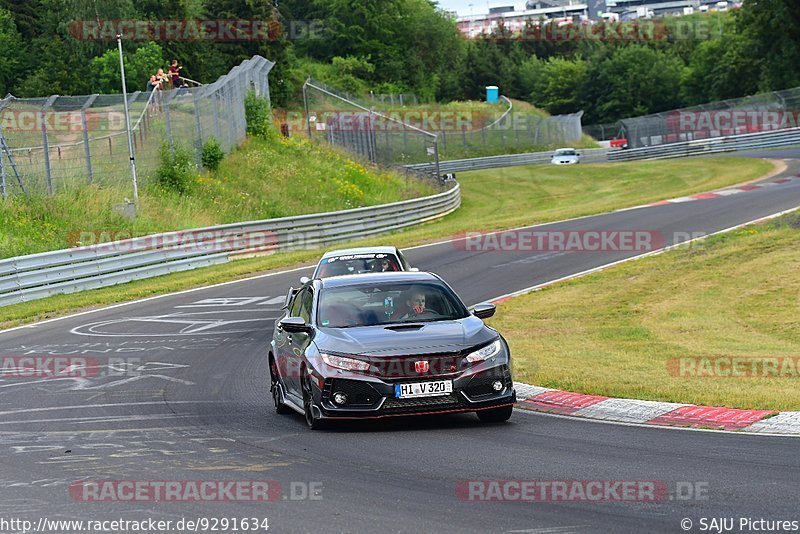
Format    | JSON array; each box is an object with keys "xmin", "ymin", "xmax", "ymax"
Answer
[{"xmin": 0, "ymin": 135, "xmax": 434, "ymax": 258}]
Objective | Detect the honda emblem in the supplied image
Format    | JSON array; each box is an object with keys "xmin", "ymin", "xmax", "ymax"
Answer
[{"xmin": 414, "ymin": 361, "xmax": 429, "ymax": 373}]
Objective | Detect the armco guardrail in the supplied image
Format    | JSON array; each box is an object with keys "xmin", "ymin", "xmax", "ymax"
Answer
[
  {"xmin": 0, "ymin": 183, "xmax": 460, "ymax": 307},
  {"xmin": 405, "ymin": 148, "xmax": 609, "ymax": 173},
  {"xmin": 609, "ymin": 127, "xmax": 800, "ymax": 162}
]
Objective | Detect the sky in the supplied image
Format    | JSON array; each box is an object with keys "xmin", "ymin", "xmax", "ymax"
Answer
[{"xmin": 436, "ymin": 0, "xmax": 499, "ymax": 17}]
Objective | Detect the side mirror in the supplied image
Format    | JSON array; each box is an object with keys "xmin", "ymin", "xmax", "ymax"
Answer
[
  {"xmin": 299, "ymin": 276, "xmax": 310, "ymax": 285},
  {"xmin": 409, "ymin": 267, "xmax": 419, "ymax": 272},
  {"xmin": 470, "ymin": 303, "xmax": 496, "ymax": 320},
  {"xmin": 280, "ymin": 316, "xmax": 312, "ymax": 333}
]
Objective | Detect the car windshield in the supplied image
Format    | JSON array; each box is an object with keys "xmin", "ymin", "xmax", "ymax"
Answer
[
  {"xmin": 555, "ymin": 149, "xmax": 576, "ymax": 156},
  {"xmin": 316, "ymin": 253, "xmax": 401, "ymax": 277},
  {"xmin": 317, "ymin": 282, "xmax": 469, "ymax": 328}
]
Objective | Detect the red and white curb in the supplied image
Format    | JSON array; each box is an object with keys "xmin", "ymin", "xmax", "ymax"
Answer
[
  {"xmin": 614, "ymin": 174, "xmax": 798, "ymax": 213},
  {"xmin": 513, "ymin": 383, "xmax": 799, "ymax": 435}
]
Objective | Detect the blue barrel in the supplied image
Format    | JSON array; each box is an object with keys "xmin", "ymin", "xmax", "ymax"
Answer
[{"xmin": 486, "ymin": 86, "xmax": 499, "ymax": 104}]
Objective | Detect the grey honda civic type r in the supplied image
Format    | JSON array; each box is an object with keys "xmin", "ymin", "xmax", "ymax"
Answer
[{"xmin": 268, "ymin": 271, "xmax": 516, "ymax": 429}]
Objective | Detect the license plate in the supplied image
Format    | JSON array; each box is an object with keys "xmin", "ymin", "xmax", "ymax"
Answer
[{"xmin": 395, "ymin": 380, "xmax": 453, "ymax": 399}]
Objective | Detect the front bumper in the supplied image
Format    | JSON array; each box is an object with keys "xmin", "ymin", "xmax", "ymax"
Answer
[{"xmin": 310, "ymin": 364, "xmax": 516, "ymax": 419}]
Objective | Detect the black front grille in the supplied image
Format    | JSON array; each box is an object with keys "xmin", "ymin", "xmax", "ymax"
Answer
[
  {"xmin": 328, "ymin": 379, "xmax": 381, "ymax": 406},
  {"xmin": 382, "ymin": 394, "xmax": 462, "ymax": 414},
  {"xmin": 465, "ymin": 368, "xmax": 512, "ymax": 398}
]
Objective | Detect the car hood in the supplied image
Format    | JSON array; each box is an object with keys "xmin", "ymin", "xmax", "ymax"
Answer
[{"xmin": 316, "ymin": 316, "xmax": 497, "ymax": 356}]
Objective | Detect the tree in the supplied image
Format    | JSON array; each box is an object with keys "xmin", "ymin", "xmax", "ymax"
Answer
[
  {"xmin": 581, "ymin": 45, "xmax": 685, "ymax": 123},
  {"xmin": 529, "ymin": 57, "xmax": 587, "ymax": 115},
  {"xmin": 89, "ymin": 42, "xmax": 165, "ymax": 94},
  {"xmin": 0, "ymin": 8, "xmax": 21, "ymax": 95},
  {"xmin": 737, "ymin": 0, "xmax": 800, "ymax": 91},
  {"xmin": 680, "ymin": 32, "xmax": 759, "ymax": 105}
]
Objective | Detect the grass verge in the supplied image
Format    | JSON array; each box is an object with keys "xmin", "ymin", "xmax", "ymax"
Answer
[
  {"xmin": 488, "ymin": 213, "xmax": 800, "ymax": 411},
  {"xmin": 0, "ymin": 136, "xmax": 434, "ymax": 258},
  {"xmin": 0, "ymin": 156, "xmax": 775, "ymax": 330}
]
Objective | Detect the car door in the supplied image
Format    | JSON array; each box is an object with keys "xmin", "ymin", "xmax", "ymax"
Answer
[
  {"xmin": 275, "ymin": 288, "xmax": 304, "ymax": 398},
  {"xmin": 287, "ymin": 287, "xmax": 315, "ymax": 396},
  {"xmin": 284, "ymin": 287, "xmax": 314, "ymax": 398}
]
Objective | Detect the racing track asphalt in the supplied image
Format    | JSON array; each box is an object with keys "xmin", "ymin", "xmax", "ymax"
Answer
[{"xmin": 1, "ymin": 154, "xmax": 799, "ymax": 533}]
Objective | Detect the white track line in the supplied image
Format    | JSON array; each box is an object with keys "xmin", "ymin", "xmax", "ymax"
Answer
[{"xmin": 487, "ymin": 204, "xmax": 800, "ymax": 304}]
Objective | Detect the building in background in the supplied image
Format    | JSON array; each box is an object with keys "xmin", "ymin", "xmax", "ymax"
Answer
[
  {"xmin": 457, "ymin": 2, "xmax": 589, "ymax": 38},
  {"xmin": 456, "ymin": 0, "xmax": 738, "ymax": 37}
]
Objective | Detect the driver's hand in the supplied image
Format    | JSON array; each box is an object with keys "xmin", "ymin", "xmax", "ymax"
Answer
[{"xmin": 412, "ymin": 305, "xmax": 425, "ymax": 315}]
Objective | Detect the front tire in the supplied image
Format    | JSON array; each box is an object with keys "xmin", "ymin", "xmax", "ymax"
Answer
[
  {"xmin": 477, "ymin": 405, "xmax": 513, "ymax": 423},
  {"xmin": 270, "ymin": 358, "xmax": 292, "ymax": 415},
  {"xmin": 302, "ymin": 372, "xmax": 326, "ymax": 430}
]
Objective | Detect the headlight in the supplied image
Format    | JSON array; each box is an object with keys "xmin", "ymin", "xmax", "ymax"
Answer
[
  {"xmin": 466, "ymin": 339, "xmax": 502, "ymax": 363},
  {"xmin": 321, "ymin": 353, "xmax": 370, "ymax": 372}
]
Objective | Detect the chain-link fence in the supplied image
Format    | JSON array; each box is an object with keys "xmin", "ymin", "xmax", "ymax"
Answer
[
  {"xmin": 583, "ymin": 122, "xmax": 624, "ymax": 142},
  {"xmin": 433, "ymin": 103, "xmax": 584, "ymax": 160},
  {"xmin": 302, "ymin": 78, "xmax": 441, "ymax": 180},
  {"xmin": 301, "ymin": 78, "xmax": 585, "ymax": 180},
  {"xmin": 620, "ymin": 87, "xmax": 800, "ymax": 149},
  {"xmin": 0, "ymin": 55, "xmax": 273, "ymax": 197}
]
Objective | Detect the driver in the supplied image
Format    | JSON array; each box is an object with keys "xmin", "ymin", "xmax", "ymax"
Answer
[
  {"xmin": 393, "ymin": 287, "xmax": 431, "ymax": 319},
  {"xmin": 372, "ymin": 257, "xmax": 393, "ymax": 272}
]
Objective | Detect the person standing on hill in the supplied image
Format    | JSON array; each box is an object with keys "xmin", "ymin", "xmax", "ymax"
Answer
[{"xmin": 169, "ymin": 60, "xmax": 183, "ymax": 88}]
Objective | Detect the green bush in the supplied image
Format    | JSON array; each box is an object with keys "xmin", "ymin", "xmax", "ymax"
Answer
[
  {"xmin": 201, "ymin": 137, "xmax": 225, "ymax": 171},
  {"xmin": 155, "ymin": 142, "xmax": 196, "ymax": 194},
  {"xmin": 244, "ymin": 90, "xmax": 272, "ymax": 138}
]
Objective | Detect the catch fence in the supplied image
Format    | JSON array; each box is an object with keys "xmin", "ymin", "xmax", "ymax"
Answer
[
  {"xmin": 0, "ymin": 55, "xmax": 273, "ymax": 197},
  {"xmin": 620, "ymin": 87, "xmax": 800, "ymax": 149}
]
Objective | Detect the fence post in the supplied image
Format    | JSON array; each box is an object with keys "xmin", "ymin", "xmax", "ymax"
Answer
[
  {"xmin": 212, "ymin": 93, "xmax": 221, "ymax": 140},
  {"xmin": 0, "ymin": 145, "xmax": 5, "ymax": 198},
  {"xmin": 80, "ymin": 94, "xmax": 98, "ymax": 184},
  {"xmin": 302, "ymin": 79, "xmax": 313, "ymax": 139},
  {"xmin": 192, "ymin": 89, "xmax": 204, "ymax": 155},
  {"xmin": 41, "ymin": 95, "xmax": 58, "ymax": 195},
  {"xmin": 433, "ymin": 137, "xmax": 441, "ymax": 184},
  {"xmin": 163, "ymin": 95, "xmax": 175, "ymax": 158}
]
